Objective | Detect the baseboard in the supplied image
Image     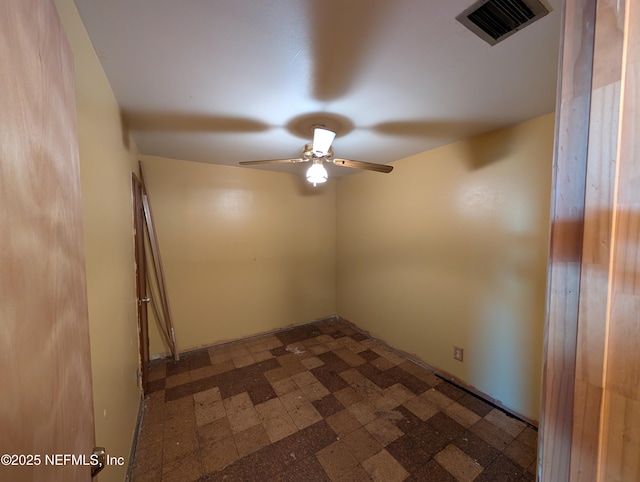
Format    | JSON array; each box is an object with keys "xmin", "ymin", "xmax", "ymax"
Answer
[
  {"xmin": 149, "ymin": 314, "xmax": 340, "ymax": 361},
  {"xmin": 124, "ymin": 393, "xmax": 145, "ymax": 482}
]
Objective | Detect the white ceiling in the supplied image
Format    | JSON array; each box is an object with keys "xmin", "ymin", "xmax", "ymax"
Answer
[{"xmin": 73, "ymin": 0, "xmax": 561, "ymax": 177}]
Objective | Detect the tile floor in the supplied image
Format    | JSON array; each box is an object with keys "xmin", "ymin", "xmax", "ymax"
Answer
[{"xmin": 130, "ymin": 319, "xmax": 538, "ymax": 481}]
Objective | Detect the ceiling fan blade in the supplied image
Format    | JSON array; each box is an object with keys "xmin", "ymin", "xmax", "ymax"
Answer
[
  {"xmin": 123, "ymin": 111, "xmax": 270, "ymax": 133},
  {"xmin": 333, "ymin": 158, "xmax": 393, "ymax": 173},
  {"xmin": 239, "ymin": 158, "xmax": 305, "ymax": 166},
  {"xmin": 308, "ymin": 0, "xmax": 391, "ymax": 101}
]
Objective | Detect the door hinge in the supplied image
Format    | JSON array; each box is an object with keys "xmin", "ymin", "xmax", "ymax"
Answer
[{"xmin": 91, "ymin": 447, "xmax": 106, "ymax": 477}]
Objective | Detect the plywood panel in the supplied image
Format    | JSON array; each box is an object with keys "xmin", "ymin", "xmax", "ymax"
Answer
[
  {"xmin": 591, "ymin": 0, "xmax": 627, "ymax": 90},
  {"xmin": 598, "ymin": 1, "xmax": 640, "ymax": 475},
  {"xmin": 0, "ymin": 1, "xmax": 94, "ymax": 481},
  {"xmin": 538, "ymin": 0, "xmax": 596, "ymax": 478},
  {"xmin": 575, "ymin": 83, "xmax": 620, "ymax": 385},
  {"xmin": 542, "ymin": 0, "xmax": 640, "ymax": 479},
  {"xmin": 568, "ymin": 0, "xmax": 626, "ymax": 478},
  {"xmin": 571, "ymin": 380, "xmax": 604, "ymax": 480},
  {"xmin": 600, "ymin": 392, "xmax": 640, "ymax": 481}
]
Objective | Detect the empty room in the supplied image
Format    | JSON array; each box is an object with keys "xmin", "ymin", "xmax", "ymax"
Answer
[{"xmin": 2, "ymin": 1, "xmax": 639, "ymax": 482}]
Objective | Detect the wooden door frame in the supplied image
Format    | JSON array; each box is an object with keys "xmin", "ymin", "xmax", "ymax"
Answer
[
  {"xmin": 132, "ymin": 173, "xmax": 150, "ymax": 394},
  {"xmin": 539, "ymin": 0, "xmax": 639, "ymax": 479}
]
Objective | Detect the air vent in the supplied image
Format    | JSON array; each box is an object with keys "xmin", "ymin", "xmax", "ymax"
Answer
[{"xmin": 456, "ymin": 0, "xmax": 550, "ymax": 45}]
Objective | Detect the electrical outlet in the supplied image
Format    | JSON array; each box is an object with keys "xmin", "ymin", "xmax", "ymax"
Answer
[{"xmin": 453, "ymin": 346, "xmax": 464, "ymax": 362}]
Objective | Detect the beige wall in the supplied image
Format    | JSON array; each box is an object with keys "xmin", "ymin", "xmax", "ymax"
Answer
[
  {"xmin": 139, "ymin": 156, "xmax": 337, "ymax": 354},
  {"xmin": 336, "ymin": 114, "xmax": 554, "ymax": 421},
  {"xmin": 55, "ymin": 1, "xmax": 141, "ymax": 480}
]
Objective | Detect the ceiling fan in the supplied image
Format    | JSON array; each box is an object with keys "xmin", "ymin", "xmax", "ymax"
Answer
[{"xmin": 239, "ymin": 126, "xmax": 394, "ymax": 186}]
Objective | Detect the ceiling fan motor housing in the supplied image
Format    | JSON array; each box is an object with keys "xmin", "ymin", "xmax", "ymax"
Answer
[{"xmin": 303, "ymin": 143, "xmax": 334, "ymax": 161}]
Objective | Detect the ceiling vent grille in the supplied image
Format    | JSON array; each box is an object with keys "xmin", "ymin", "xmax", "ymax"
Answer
[{"xmin": 456, "ymin": 0, "xmax": 550, "ymax": 45}]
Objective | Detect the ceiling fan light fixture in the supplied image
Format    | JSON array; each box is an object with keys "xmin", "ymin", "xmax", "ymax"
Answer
[
  {"xmin": 312, "ymin": 127, "xmax": 336, "ymax": 157},
  {"xmin": 306, "ymin": 162, "xmax": 328, "ymax": 186}
]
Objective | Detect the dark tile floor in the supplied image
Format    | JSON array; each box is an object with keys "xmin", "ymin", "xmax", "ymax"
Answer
[{"xmin": 130, "ymin": 319, "xmax": 538, "ymax": 481}]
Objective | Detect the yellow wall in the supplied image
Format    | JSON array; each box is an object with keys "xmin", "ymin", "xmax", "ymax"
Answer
[
  {"xmin": 55, "ymin": 1, "xmax": 141, "ymax": 480},
  {"xmin": 336, "ymin": 114, "xmax": 554, "ymax": 421},
  {"xmin": 139, "ymin": 156, "xmax": 337, "ymax": 354}
]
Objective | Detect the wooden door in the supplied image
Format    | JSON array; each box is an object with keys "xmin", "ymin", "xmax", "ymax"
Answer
[
  {"xmin": 0, "ymin": 1, "xmax": 96, "ymax": 481},
  {"xmin": 132, "ymin": 174, "xmax": 150, "ymax": 393}
]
